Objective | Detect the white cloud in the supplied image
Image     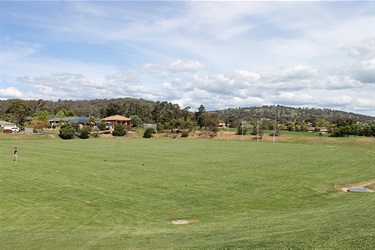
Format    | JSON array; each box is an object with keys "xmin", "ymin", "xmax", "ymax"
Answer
[
  {"xmin": 0, "ymin": 87, "xmax": 23, "ymax": 99},
  {"xmin": 168, "ymin": 60, "xmax": 204, "ymax": 73},
  {"xmin": 136, "ymin": 60, "xmax": 204, "ymax": 77},
  {"xmin": 344, "ymin": 38, "xmax": 375, "ymax": 60},
  {"xmin": 2, "ymin": 1, "xmax": 374, "ymax": 116},
  {"xmin": 270, "ymin": 91, "xmax": 315, "ymax": 105},
  {"xmin": 322, "ymin": 75, "xmax": 362, "ymax": 90},
  {"xmin": 1, "ymin": 37, "xmax": 42, "ymax": 61}
]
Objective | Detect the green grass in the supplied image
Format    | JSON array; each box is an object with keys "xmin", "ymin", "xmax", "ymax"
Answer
[{"xmin": 0, "ymin": 134, "xmax": 374, "ymax": 249}]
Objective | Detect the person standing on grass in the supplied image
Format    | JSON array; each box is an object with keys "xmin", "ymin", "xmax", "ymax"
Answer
[{"xmin": 13, "ymin": 147, "xmax": 17, "ymax": 161}]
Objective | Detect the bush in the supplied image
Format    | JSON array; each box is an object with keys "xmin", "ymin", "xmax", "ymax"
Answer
[
  {"xmin": 79, "ymin": 126, "xmax": 92, "ymax": 139},
  {"xmin": 59, "ymin": 123, "xmax": 76, "ymax": 139},
  {"xmin": 237, "ymin": 126, "xmax": 248, "ymax": 135},
  {"xmin": 112, "ymin": 124, "xmax": 126, "ymax": 136},
  {"xmin": 98, "ymin": 120, "xmax": 107, "ymax": 131},
  {"xmin": 181, "ymin": 131, "xmax": 189, "ymax": 138},
  {"xmin": 143, "ymin": 128, "xmax": 156, "ymax": 138},
  {"xmin": 91, "ymin": 132, "xmax": 100, "ymax": 138}
]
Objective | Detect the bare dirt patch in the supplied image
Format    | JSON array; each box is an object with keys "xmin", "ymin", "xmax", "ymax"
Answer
[
  {"xmin": 168, "ymin": 219, "xmax": 199, "ymax": 225},
  {"xmin": 337, "ymin": 179, "xmax": 375, "ymax": 192}
]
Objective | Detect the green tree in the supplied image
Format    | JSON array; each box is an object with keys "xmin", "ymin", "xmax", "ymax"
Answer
[
  {"xmin": 236, "ymin": 124, "xmax": 248, "ymax": 135},
  {"xmin": 160, "ymin": 109, "xmax": 176, "ymax": 132},
  {"xmin": 79, "ymin": 126, "xmax": 92, "ymax": 139},
  {"xmin": 112, "ymin": 124, "xmax": 126, "ymax": 136},
  {"xmin": 201, "ymin": 113, "xmax": 219, "ymax": 132},
  {"xmin": 362, "ymin": 125, "xmax": 375, "ymax": 137},
  {"xmin": 195, "ymin": 105, "xmax": 206, "ymax": 129},
  {"xmin": 226, "ymin": 115, "xmax": 240, "ymax": 128},
  {"xmin": 56, "ymin": 109, "xmax": 66, "ymax": 118},
  {"xmin": 252, "ymin": 120, "xmax": 267, "ymax": 139},
  {"xmin": 350, "ymin": 124, "xmax": 361, "ymax": 137},
  {"xmin": 143, "ymin": 128, "xmax": 156, "ymax": 138},
  {"xmin": 151, "ymin": 101, "xmax": 175, "ymax": 123},
  {"xmin": 315, "ymin": 118, "xmax": 328, "ymax": 128},
  {"xmin": 98, "ymin": 120, "xmax": 107, "ymax": 131},
  {"xmin": 89, "ymin": 116, "xmax": 96, "ymax": 126},
  {"xmin": 5, "ymin": 100, "xmax": 30, "ymax": 126},
  {"xmin": 37, "ymin": 110, "xmax": 50, "ymax": 122},
  {"xmin": 103, "ymin": 102, "xmax": 121, "ymax": 117},
  {"xmin": 130, "ymin": 115, "xmax": 142, "ymax": 127},
  {"xmin": 59, "ymin": 123, "xmax": 76, "ymax": 139},
  {"xmin": 65, "ymin": 109, "xmax": 77, "ymax": 117},
  {"xmin": 30, "ymin": 120, "xmax": 50, "ymax": 132}
]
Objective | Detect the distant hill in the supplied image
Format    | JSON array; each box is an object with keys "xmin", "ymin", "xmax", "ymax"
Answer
[{"xmin": 212, "ymin": 105, "xmax": 375, "ymax": 124}]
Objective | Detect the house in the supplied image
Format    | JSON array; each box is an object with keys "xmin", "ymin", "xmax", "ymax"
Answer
[
  {"xmin": 48, "ymin": 117, "xmax": 78, "ymax": 127},
  {"xmin": 0, "ymin": 121, "xmax": 20, "ymax": 133},
  {"xmin": 69, "ymin": 117, "xmax": 101, "ymax": 129},
  {"xmin": 102, "ymin": 115, "xmax": 132, "ymax": 130},
  {"xmin": 307, "ymin": 127, "xmax": 316, "ymax": 132},
  {"xmin": 218, "ymin": 122, "xmax": 226, "ymax": 128},
  {"xmin": 0, "ymin": 121, "xmax": 17, "ymax": 130},
  {"xmin": 319, "ymin": 127, "xmax": 329, "ymax": 134}
]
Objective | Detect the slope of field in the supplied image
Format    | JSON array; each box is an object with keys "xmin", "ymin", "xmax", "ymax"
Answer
[{"xmin": 0, "ymin": 135, "xmax": 374, "ymax": 249}]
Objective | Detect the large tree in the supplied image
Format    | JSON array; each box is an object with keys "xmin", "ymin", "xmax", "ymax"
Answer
[
  {"xmin": 195, "ymin": 105, "xmax": 206, "ymax": 129},
  {"xmin": 5, "ymin": 100, "xmax": 30, "ymax": 126}
]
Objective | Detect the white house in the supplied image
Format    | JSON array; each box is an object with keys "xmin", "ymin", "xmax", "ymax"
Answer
[{"xmin": 0, "ymin": 121, "xmax": 17, "ymax": 130}]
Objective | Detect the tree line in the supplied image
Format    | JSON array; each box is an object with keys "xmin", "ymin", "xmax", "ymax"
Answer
[{"xmin": 1, "ymin": 98, "xmax": 375, "ymax": 138}]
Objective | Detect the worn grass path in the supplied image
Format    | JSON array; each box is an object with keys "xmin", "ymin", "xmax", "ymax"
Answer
[{"xmin": 0, "ymin": 135, "xmax": 374, "ymax": 249}]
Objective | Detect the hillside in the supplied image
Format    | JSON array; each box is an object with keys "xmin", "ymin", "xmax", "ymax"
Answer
[{"xmin": 213, "ymin": 105, "xmax": 375, "ymax": 124}]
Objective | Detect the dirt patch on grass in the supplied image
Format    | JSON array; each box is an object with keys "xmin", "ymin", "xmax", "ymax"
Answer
[
  {"xmin": 168, "ymin": 219, "xmax": 199, "ymax": 225},
  {"xmin": 337, "ymin": 179, "xmax": 375, "ymax": 192}
]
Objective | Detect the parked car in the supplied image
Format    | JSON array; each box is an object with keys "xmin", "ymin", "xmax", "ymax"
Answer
[{"xmin": 11, "ymin": 127, "xmax": 20, "ymax": 133}]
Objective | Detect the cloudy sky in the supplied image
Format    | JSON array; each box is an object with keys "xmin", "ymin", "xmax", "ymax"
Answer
[{"xmin": 1, "ymin": 1, "xmax": 374, "ymax": 116}]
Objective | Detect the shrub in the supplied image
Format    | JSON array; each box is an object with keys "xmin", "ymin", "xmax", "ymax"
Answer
[
  {"xmin": 112, "ymin": 124, "xmax": 126, "ymax": 137},
  {"xmin": 181, "ymin": 131, "xmax": 189, "ymax": 138},
  {"xmin": 237, "ymin": 125, "xmax": 248, "ymax": 135},
  {"xmin": 91, "ymin": 132, "xmax": 100, "ymax": 138},
  {"xmin": 79, "ymin": 126, "xmax": 92, "ymax": 139},
  {"xmin": 59, "ymin": 123, "xmax": 76, "ymax": 139},
  {"xmin": 143, "ymin": 128, "xmax": 156, "ymax": 138},
  {"xmin": 98, "ymin": 120, "xmax": 107, "ymax": 131}
]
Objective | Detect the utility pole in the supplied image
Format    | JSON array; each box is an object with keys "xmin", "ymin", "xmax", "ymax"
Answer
[
  {"xmin": 273, "ymin": 114, "xmax": 276, "ymax": 143},
  {"xmin": 241, "ymin": 119, "xmax": 244, "ymax": 142},
  {"xmin": 227, "ymin": 123, "xmax": 230, "ymax": 141},
  {"xmin": 257, "ymin": 119, "xmax": 259, "ymax": 142}
]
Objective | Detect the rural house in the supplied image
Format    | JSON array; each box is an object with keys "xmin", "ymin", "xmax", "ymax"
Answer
[
  {"xmin": 48, "ymin": 117, "xmax": 78, "ymax": 127},
  {"xmin": 102, "ymin": 115, "xmax": 132, "ymax": 131},
  {"xmin": 0, "ymin": 121, "xmax": 17, "ymax": 130}
]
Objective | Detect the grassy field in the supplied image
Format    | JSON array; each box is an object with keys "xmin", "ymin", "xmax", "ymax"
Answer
[{"xmin": 0, "ymin": 133, "xmax": 374, "ymax": 249}]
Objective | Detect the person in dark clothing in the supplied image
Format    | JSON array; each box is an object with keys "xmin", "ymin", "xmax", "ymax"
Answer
[{"xmin": 13, "ymin": 147, "xmax": 17, "ymax": 161}]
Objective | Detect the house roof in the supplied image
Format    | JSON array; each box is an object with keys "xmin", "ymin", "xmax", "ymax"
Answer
[
  {"xmin": 69, "ymin": 117, "xmax": 90, "ymax": 124},
  {"xmin": 102, "ymin": 115, "xmax": 131, "ymax": 121},
  {"xmin": 48, "ymin": 117, "xmax": 78, "ymax": 122},
  {"xmin": 0, "ymin": 121, "xmax": 15, "ymax": 126}
]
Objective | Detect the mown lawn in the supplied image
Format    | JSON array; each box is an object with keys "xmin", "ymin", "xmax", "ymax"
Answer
[{"xmin": 0, "ymin": 134, "xmax": 374, "ymax": 249}]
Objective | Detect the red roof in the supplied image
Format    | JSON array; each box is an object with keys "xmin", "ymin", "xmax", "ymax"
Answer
[{"xmin": 103, "ymin": 115, "xmax": 131, "ymax": 121}]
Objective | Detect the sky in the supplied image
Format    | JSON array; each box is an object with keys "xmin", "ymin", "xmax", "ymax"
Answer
[{"xmin": 1, "ymin": 0, "xmax": 374, "ymax": 116}]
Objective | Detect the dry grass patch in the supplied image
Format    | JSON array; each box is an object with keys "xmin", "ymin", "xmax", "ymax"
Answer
[{"xmin": 337, "ymin": 178, "xmax": 375, "ymax": 192}]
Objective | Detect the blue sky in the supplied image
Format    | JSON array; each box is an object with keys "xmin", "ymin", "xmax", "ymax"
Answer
[{"xmin": 1, "ymin": 1, "xmax": 374, "ymax": 116}]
